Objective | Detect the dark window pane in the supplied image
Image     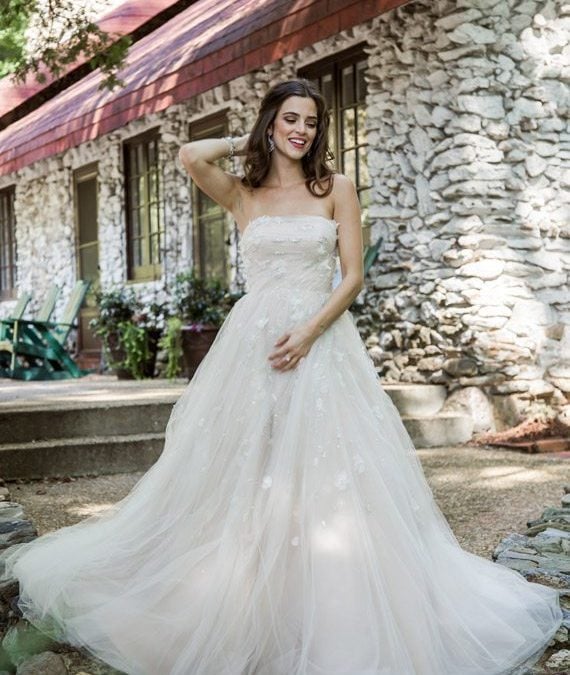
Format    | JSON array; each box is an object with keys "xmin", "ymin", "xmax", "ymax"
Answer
[
  {"xmin": 343, "ymin": 148, "xmax": 357, "ymax": 183},
  {"xmin": 76, "ymin": 179, "xmax": 98, "ymax": 245},
  {"xmin": 300, "ymin": 51, "xmax": 368, "ymax": 229},
  {"xmin": 0, "ymin": 187, "xmax": 16, "ymax": 294},
  {"xmin": 358, "ymin": 145, "xmax": 370, "ymax": 186},
  {"xmin": 356, "ymin": 106, "xmax": 366, "ymax": 146},
  {"xmin": 359, "ymin": 187, "xmax": 371, "ymax": 208},
  {"xmin": 189, "ymin": 117, "xmax": 230, "ymax": 283},
  {"xmin": 356, "ymin": 60, "xmax": 367, "ymax": 102},
  {"xmin": 148, "ymin": 139, "xmax": 157, "ymax": 168},
  {"xmin": 149, "ymin": 203, "xmax": 160, "ymax": 234},
  {"xmin": 79, "ymin": 243, "xmax": 99, "ymax": 283},
  {"xmin": 342, "ymin": 108, "xmax": 356, "ymax": 148},
  {"xmin": 341, "ymin": 65, "xmax": 355, "ymax": 107},
  {"xmin": 136, "ymin": 145, "xmax": 144, "ymax": 175},
  {"xmin": 123, "ymin": 132, "xmax": 163, "ymax": 277},
  {"xmin": 322, "ymin": 72, "xmax": 334, "ymax": 108},
  {"xmin": 131, "ymin": 208, "xmax": 141, "ymax": 238},
  {"xmin": 150, "ymin": 232, "xmax": 161, "ymax": 264},
  {"xmin": 149, "ymin": 169, "xmax": 159, "ymax": 203}
]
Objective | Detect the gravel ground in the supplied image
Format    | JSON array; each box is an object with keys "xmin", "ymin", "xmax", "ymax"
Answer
[
  {"xmin": 3, "ymin": 443, "xmax": 568, "ymax": 674},
  {"xmin": 8, "ymin": 444, "xmax": 568, "ymax": 556}
]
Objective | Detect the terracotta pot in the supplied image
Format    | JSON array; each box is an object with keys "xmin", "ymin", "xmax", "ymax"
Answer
[
  {"xmin": 106, "ymin": 332, "xmax": 132, "ymax": 379},
  {"xmin": 180, "ymin": 324, "xmax": 219, "ymax": 380},
  {"xmin": 143, "ymin": 327, "xmax": 162, "ymax": 378}
]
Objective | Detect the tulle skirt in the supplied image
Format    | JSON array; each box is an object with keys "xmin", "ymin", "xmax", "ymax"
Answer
[{"xmin": 0, "ymin": 289, "xmax": 563, "ymax": 674}]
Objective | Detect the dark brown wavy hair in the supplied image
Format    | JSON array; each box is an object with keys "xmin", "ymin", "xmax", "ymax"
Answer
[{"xmin": 241, "ymin": 78, "xmax": 336, "ymax": 197}]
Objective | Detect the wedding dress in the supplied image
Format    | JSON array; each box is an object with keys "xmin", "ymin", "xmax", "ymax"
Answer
[{"xmin": 0, "ymin": 214, "xmax": 563, "ymax": 675}]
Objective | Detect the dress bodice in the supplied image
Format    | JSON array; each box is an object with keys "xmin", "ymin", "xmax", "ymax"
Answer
[{"xmin": 239, "ymin": 214, "xmax": 339, "ymax": 295}]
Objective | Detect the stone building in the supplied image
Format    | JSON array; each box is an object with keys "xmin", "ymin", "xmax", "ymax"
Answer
[{"xmin": 0, "ymin": 0, "xmax": 568, "ymax": 426}]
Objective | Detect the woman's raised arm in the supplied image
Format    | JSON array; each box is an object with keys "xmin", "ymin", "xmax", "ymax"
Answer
[{"xmin": 178, "ymin": 135, "xmax": 249, "ymax": 214}]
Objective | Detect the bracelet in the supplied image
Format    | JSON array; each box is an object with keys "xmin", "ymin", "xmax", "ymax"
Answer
[{"xmin": 223, "ymin": 136, "xmax": 235, "ymax": 159}]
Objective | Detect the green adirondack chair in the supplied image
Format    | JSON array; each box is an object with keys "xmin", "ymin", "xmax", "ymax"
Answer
[
  {"xmin": 0, "ymin": 284, "xmax": 59, "ymax": 343},
  {"xmin": 0, "ymin": 280, "xmax": 93, "ymax": 381},
  {"xmin": 0, "ymin": 292, "xmax": 32, "ymax": 341}
]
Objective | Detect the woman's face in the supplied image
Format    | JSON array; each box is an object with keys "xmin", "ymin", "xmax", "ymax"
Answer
[{"xmin": 267, "ymin": 95, "xmax": 318, "ymax": 160}]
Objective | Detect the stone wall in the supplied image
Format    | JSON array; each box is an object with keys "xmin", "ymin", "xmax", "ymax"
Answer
[
  {"xmin": 0, "ymin": 0, "xmax": 568, "ymax": 424},
  {"xmin": 356, "ymin": 0, "xmax": 570, "ymax": 424}
]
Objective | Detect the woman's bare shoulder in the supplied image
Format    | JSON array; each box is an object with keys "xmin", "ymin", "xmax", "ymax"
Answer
[
  {"xmin": 330, "ymin": 173, "xmax": 357, "ymax": 207},
  {"xmin": 331, "ymin": 172, "xmax": 356, "ymax": 192}
]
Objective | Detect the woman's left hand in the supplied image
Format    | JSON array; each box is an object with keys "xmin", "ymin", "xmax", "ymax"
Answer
[{"xmin": 268, "ymin": 323, "xmax": 316, "ymax": 371}]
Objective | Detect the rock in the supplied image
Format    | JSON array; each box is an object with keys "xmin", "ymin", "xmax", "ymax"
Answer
[
  {"xmin": 434, "ymin": 9, "xmax": 483, "ymax": 31},
  {"xmin": 456, "ymin": 95, "xmax": 505, "ymax": 119},
  {"xmin": 16, "ymin": 651, "xmax": 67, "ymax": 675},
  {"xmin": 431, "ymin": 145, "xmax": 477, "ymax": 170},
  {"xmin": 442, "ymin": 386, "xmax": 495, "ymax": 433},
  {"xmin": 458, "ymin": 260, "xmax": 505, "ymax": 280},
  {"xmin": 448, "ymin": 23, "xmax": 497, "ymax": 45},
  {"xmin": 0, "ymin": 503, "xmax": 24, "ymax": 522},
  {"xmin": 373, "ymin": 273, "xmax": 405, "ymax": 290},
  {"xmin": 525, "ymin": 153, "xmax": 548, "ymax": 177},
  {"xmin": 2, "ymin": 621, "xmax": 58, "ymax": 667},
  {"xmin": 507, "ymin": 98, "xmax": 546, "ymax": 123},
  {"xmin": 368, "ymin": 346, "xmax": 384, "ymax": 366},
  {"xmin": 0, "ymin": 520, "xmax": 37, "ymax": 552},
  {"xmin": 442, "ymin": 359, "xmax": 478, "ymax": 377},
  {"xmin": 544, "ymin": 649, "xmax": 570, "ymax": 671}
]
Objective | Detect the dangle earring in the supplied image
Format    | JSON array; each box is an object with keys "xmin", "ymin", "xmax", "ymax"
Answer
[{"xmin": 267, "ymin": 134, "xmax": 275, "ymax": 153}]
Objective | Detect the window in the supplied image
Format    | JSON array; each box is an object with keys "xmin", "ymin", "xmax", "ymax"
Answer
[
  {"xmin": 124, "ymin": 130, "xmax": 164, "ymax": 281},
  {"xmin": 0, "ymin": 187, "xmax": 16, "ymax": 300},
  {"xmin": 299, "ymin": 45, "xmax": 371, "ymax": 245},
  {"xmin": 189, "ymin": 113, "xmax": 231, "ymax": 284}
]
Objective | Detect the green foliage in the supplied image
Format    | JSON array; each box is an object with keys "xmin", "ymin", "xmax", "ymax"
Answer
[
  {"xmin": 88, "ymin": 286, "xmax": 139, "ymax": 343},
  {"xmin": 116, "ymin": 320, "xmax": 149, "ymax": 380},
  {"xmin": 0, "ymin": 0, "xmax": 131, "ymax": 90},
  {"xmin": 0, "ymin": 1, "xmax": 28, "ymax": 79},
  {"xmin": 89, "ymin": 286, "xmax": 168, "ymax": 379},
  {"xmin": 158, "ymin": 316, "xmax": 183, "ymax": 380},
  {"xmin": 173, "ymin": 270, "xmax": 241, "ymax": 329}
]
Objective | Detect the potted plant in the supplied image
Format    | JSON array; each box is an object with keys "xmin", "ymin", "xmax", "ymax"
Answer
[
  {"xmin": 89, "ymin": 287, "xmax": 167, "ymax": 379},
  {"xmin": 127, "ymin": 299, "xmax": 168, "ymax": 379},
  {"xmin": 157, "ymin": 316, "xmax": 184, "ymax": 380},
  {"xmin": 172, "ymin": 270, "xmax": 241, "ymax": 379}
]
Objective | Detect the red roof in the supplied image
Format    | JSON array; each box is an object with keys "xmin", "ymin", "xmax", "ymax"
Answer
[
  {"xmin": 0, "ymin": 0, "xmax": 411, "ymax": 177},
  {"xmin": 0, "ymin": 0, "xmax": 180, "ymax": 119}
]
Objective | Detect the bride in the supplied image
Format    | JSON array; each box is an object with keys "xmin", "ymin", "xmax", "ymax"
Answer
[{"xmin": 0, "ymin": 78, "xmax": 563, "ymax": 675}]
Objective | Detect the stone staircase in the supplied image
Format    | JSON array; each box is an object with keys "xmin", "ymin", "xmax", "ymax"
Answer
[
  {"xmin": 0, "ymin": 400, "xmax": 176, "ymax": 480},
  {"xmin": 0, "ymin": 381, "xmax": 473, "ymax": 480},
  {"xmin": 383, "ymin": 383, "xmax": 474, "ymax": 449}
]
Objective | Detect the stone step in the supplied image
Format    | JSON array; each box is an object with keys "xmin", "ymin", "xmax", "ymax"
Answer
[
  {"xmin": 402, "ymin": 412, "xmax": 474, "ymax": 448},
  {"xmin": 382, "ymin": 383, "xmax": 447, "ymax": 417},
  {"xmin": 0, "ymin": 401, "xmax": 176, "ymax": 444},
  {"xmin": 0, "ymin": 433, "xmax": 164, "ymax": 480},
  {"xmin": 0, "ymin": 413, "xmax": 473, "ymax": 479},
  {"xmin": 0, "ymin": 383, "xmax": 473, "ymax": 480}
]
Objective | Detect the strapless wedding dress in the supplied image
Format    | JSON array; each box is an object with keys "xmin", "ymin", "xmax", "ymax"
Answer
[{"xmin": 0, "ymin": 215, "xmax": 563, "ymax": 675}]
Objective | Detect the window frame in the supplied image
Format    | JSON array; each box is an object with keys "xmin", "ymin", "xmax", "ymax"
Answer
[
  {"xmin": 298, "ymin": 43, "xmax": 371, "ymax": 244},
  {"xmin": 0, "ymin": 186, "xmax": 17, "ymax": 301},
  {"xmin": 188, "ymin": 111, "xmax": 231, "ymax": 283},
  {"xmin": 123, "ymin": 128, "xmax": 164, "ymax": 282}
]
